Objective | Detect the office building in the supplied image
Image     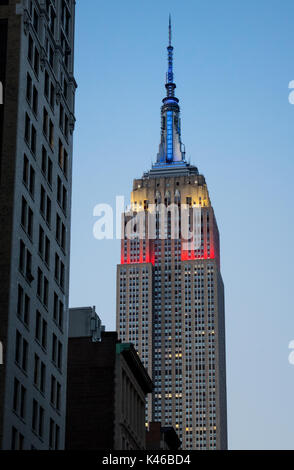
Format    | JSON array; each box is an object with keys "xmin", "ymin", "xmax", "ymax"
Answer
[{"xmin": 0, "ymin": 0, "xmax": 76, "ymax": 449}]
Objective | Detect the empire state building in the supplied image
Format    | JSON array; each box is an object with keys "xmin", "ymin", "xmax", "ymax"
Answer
[{"xmin": 116, "ymin": 18, "xmax": 227, "ymax": 450}]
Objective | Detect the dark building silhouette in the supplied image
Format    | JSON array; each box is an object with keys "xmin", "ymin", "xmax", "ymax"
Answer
[
  {"xmin": 0, "ymin": 0, "xmax": 76, "ymax": 449},
  {"xmin": 146, "ymin": 422, "xmax": 181, "ymax": 450},
  {"xmin": 66, "ymin": 307, "xmax": 153, "ymax": 450}
]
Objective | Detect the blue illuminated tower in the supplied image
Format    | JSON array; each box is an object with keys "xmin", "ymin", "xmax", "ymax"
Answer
[
  {"xmin": 156, "ymin": 16, "xmax": 186, "ymax": 166},
  {"xmin": 117, "ymin": 18, "xmax": 227, "ymax": 450}
]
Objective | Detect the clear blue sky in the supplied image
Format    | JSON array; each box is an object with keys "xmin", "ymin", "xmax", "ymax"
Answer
[{"xmin": 70, "ymin": 0, "xmax": 294, "ymax": 450}]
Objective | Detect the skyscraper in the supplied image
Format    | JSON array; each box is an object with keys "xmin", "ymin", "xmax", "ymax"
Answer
[
  {"xmin": 116, "ymin": 18, "xmax": 227, "ymax": 450},
  {"xmin": 0, "ymin": 0, "xmax": 76, "ymax": 449}
]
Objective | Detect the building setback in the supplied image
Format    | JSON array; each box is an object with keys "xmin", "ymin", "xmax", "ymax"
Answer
[
  {"xmin": 116, "ymin": 19, "xmax": 227, "ymax": 450},
  {"xmin": 66, "ymin": 307, "xmax": 153, "ymax": 451},
  {"xmin": 0, "ymin": 0, "xmax": 76, "ymax": 449}
]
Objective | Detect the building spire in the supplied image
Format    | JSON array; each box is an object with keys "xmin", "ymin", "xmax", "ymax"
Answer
[
  {"xmin": 166, "ymin": 15, "xmax": 175, "ymax": 96},
  {"xmin": 155, "ymin": 17, "xmax": 186, "ymax": 165}
]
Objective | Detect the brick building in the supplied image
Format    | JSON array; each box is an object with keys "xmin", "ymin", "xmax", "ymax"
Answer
[
  {"xmin": 66, "ymin": 307, "xmax": 153, "ymax": 450},
  {"xmin": 146, "ymin": 422, "xmax": 181, "ymax": 450}
]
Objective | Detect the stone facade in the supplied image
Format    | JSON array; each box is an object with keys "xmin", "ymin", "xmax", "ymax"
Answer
[{"xmin": 0, "ymin": 0, "xmax": 76, "ymax": 449}]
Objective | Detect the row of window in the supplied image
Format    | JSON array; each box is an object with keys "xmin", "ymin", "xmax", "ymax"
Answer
[
  {"xmin": 19, "ymin": 238, "xmax": 66, "ymax": 294},
  {"xmin": 17, "ymin": 285, "xmax": 63, "ymax": 338},
  {"xmin": 15, "ymin": 329, "xmax": 63, "ymax": 373}
]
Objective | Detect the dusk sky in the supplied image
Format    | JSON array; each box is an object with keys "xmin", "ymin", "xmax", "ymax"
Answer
[{"xmin": 70, "ymin": 0, "xmax": 294, "ymax": 450}]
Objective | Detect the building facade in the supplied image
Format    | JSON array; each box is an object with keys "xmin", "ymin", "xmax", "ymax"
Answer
[
  {"xmin": 116, "ymin": 19, "xmax": 227, "ymax": 450},
  {"xmin": 66, "ymin": 307, "xmax": 153, "ymax": 450},
  {"xmin": 0, "ymin": 0, "xmax": 76, "ymax": 449}
]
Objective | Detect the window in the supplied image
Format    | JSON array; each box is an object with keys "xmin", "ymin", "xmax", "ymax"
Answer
[
  {"xmin": 49, "ymin": 419, "xmax": 60, "ymax": 450},
  {"xmin": 37, "ymin": 268, "xmax": 49, "ymax": 308},
  {"xmin": 38, "ymin": 226, "xmax": 44, "ymax": 257},
  {"xmin": 52, "ymin": 334, "xmax": 57, "ymax": 364},
  {"xmin": 56, "ymin": 383, "xmax": 61, "ymax": 411},
  {"xmin": 40, "ymin": 185, "xmax": 51, "ymax": 226},
  {"xmin": 22, "ymin": 339, "xmax": 28, "ymax": 372},
  {"xmin": 19, "ymin": 240, "xmax": 33, "ymax": 283},
  {"xmin": 21, "ymin": 196, "xmax": 33, "ymax": 239},
  {"xmin": 52, "ymin": 334, "xmax": 62, "ymax": 370},
  {"xmin": 25, "ymin": 113, "xmax": 30, "ymax": 143},
  {"xmin": 50, "ymin": 375, "xmax": 61, "ymax": 411},
  {"xmin": 49, "ymin": 4, "xmax": 56, "ymax": 35},
  {"xmin": 32, "ymin": 400, "xmax": 44, "ymax": 439},
  {"xmin": 44, "ymin": 71, "xmax": 49, "ymax": 98},
  {"xmin": 45, "ymin": 236, "xmax": 50, "ymax": 266},
  {"xmin": 55, "ymin": 425, "xmax": 60, "ymax": 450},
  {"xmin": 34, "ymin": 354, "xmax": 46, "ymax": 393},
  {"xmin": 33, "ymin": 353, "xmax": 39, "ymax": 386},
  {"xmin": 27, "ymin": 206, "xmax": 33, "ymax": 238},
  {"xmin": 43, "ymin": 107, "xmax": 48, "ymax": 135},
  {"xmin": 49, "ymin": 120, "xmax": 54, "ymax": 149},
  {"xmin": 56, "ymin": 214, "xmax": 66, "ymax": 251},
  {"xmin": 41, "ymin": 318, "xmax": 47, "ymax": 349},
  {"xmin": 49, "ymin": 45, "xmax": 54, "ymax": 68},
  {"xmin": 15, "ymin": 330, "xmax": 28, "ymax": 373},
  {"xmin": 26, "ymin": 73, "xmax": 32, "ymax": 103},
  {"xmin": 35, "ymin": 310, "xmax": 41, "ymax": 342},
  {"xmin": 32, "ymin": 86, "xmax": 38, "ymax": 115},
  {"xmin": 23, "ymin": 155, "xmax": 35, "ymax": 196},
  {"xmin": 50, "ymin": 82, "xmax": 55, "ymax": 109},
  {"xmin": 50, "ymin": 375, "xmax": 56, "ymax": 404},
  {"xmin": 17, "ymin": 284, "xmax": 30, "ymax": 326},
  {"xmin": 41, "ymin": 146, "xmax": 52, "ymax": 186},
  {"xmin": 59, "ymin": 104, "xmax": 69, "ymax": 139},
  {"xmin": 53, "ymin": 293, "xmax": 64, "ymax": 330},
  {"xmin": 35, "ymin": 310, "xmax": 47, "ymax": 350},
  {"xmin": 32, "ymin": 399, "xmax": 38, "ymax": 432},
  {"xmin": 57, "ymin": 176, "xmax": 67, "ymax": 214},
  {"xmin": 12, "ymin": 378, "xmax": 19, "ymax": 413},
  {"xmin": 23, "ymin": 154, "xmax": 29, "ymax": 186},
  {"xmin": 61, "ymin": 223, "xmax": 66, "ymax": 251},
  {"xmin": 11, "ymin": 427, "xmax": 24, "ymax": 450},
  {"xmin": 31, "ymin": 125, "xmax": 36, "ymax": 155},
  {"xmin": 29, "ymin": 165, "xmax": 35, "ymax": 195},
  {"xmin": 33, "ymin": 9, "xmax": 39, "ymax": 33},
  {"xmin": 38, "ymin": 225, "xmax": 50, "ymax": 266},
  {"xmin": 25, "ymin": 114, "xmax": 37, "ymax": 156},
  {"xmin": 43, "ymin": 108, "xmax": 54, "ymax": 149},
  {"xmin": 33, "ymin": 47, "xmax": 39, "ymax": 76},
  {"xmin": 49, "ymin": 419, "xmax": 54, "ymax": 449},
  {"xmin": 40, "ymin": 186, "xmax": 45, "ymax": 215},
  {"xmin": 59, "ymin": 104, "xmax": 64, "ymax": 129},
  {"xmin": 28, "ymin": 34, "xmax": 33, "ymax": 63},
  {"xmin": 63, "ymin": 79, "xmax": 68, "ymax": 99},
  {"xmin": 58, "ymin": 139, "xmax": 68, "ymax": 177},
  {"xmin": 64, "ymin": 114, "xmax": 69, "ymax": 139},
  {"xmin": 57, "ymin": 341, "xmax": 62, "ymax": 370},
  {"xmin": 54, "ymin": 253, "xmax": 65, "ymax": 290}
]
